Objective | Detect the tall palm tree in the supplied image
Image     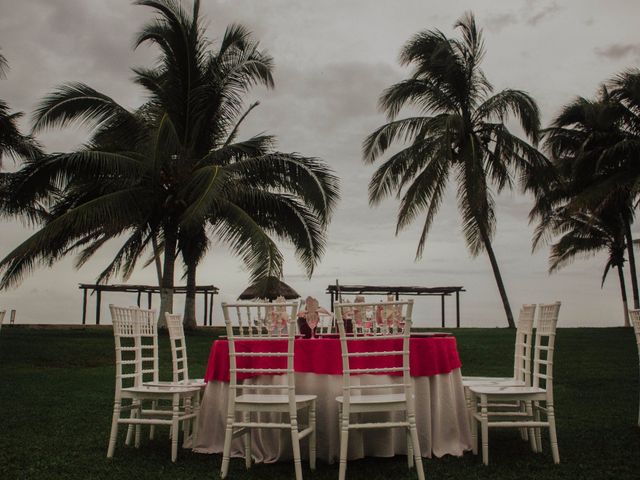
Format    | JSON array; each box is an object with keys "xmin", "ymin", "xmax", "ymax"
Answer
[
  {"xmin": 364, "ymin": 12, "xmax": 547, "ymax": 327},
  {"xmin": 546, "ymin": 208, "xmax": 629, "ymax": 326},
  {"xmin": 0, "ymin": 1, "xmax": 339, "ymax": 328},
  {"xmin": 536, "ymin": 86, "xmax": 640, "ymax": 311},
  {"xmin": 0, "ymin": 50, "xmax": 41, "ymax": 169}
]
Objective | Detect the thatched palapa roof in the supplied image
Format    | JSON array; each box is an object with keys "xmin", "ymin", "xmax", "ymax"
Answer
[{"xmin": 237, "ymin": 276, "xmax": 300, "ymax": 301}]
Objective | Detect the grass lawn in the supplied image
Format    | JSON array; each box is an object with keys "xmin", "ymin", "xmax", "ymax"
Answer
[{"xmin": 1, "ymin": 326, "xmax": 639, "ymax": 479}]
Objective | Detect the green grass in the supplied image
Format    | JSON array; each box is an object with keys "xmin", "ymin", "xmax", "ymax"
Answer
[{"xmin": 1, "ymin": 326, "xmax": 639, "ymax": 479}]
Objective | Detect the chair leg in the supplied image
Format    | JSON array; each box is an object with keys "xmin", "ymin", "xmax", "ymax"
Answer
[
  {"xmin": 470, "ymin": 394, "xmax": 478, "ymax": 455},
  {"xmin": 534, "ymin": 402, "xmax": 543, "ymax": 453},
  {"xmin": 309, "ymin": 402, "xmax": 317, "ymax": 470},
  {"xmin": 290, "ymin": 416, "xmax": 303, "ymax": 480},
  {"xmin": 183, "ymin": 398, "xmax": 192, "ymax": 447},
  {"xmin": 480, "ymin": 394, "xmax": 489, "ymax": 465},
  {"xmin": 149, "ymin": 400, "xmax": 157, "ymax": 440},
  {"xmin": 192, "ymin": 392, "xmax": 200, "ymax": 448},
  {"xmin": 107, "ymin": 401, "xmax": 121, "ymax": 458},
  {"xmin": 134, "ymin": 401, "xmax": 142, "ymax": 448},
  {"xmin": 408, "ymin": 416, "xmax": 425, "ymax": 480},
  {"xmin": 338, "ymin": 420, "xmax": 349, "ymax": 480},
  {"xmin": 407, "ymin": 429, "xmax": 413, "ymax": 468},
  {"xmin": 243, "ymin": 411, "xmax": 251, "ymax": 469},
  {"xmin": 548, "ymin": 403, "xmax": 560, "ymax": 464},
  {"xmin": 125, "ymin": 401, "xmax": 135, "ymax": 446},
  {"xmin": 171, "ymin": 394, "xmax": 180, "ymax": 462},
  {"xmin": 220, "ymin": 413, "xmax": 234, "ymax": 479},
  {"xmin": 519, "ymin": 401, "xmax": 528, "ymax": 441},
  {"xmin": 526, "ymin": 401, "xmax": 537, "ymax": 453}
]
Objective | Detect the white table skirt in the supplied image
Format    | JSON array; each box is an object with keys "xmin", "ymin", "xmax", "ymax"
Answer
[{"xmin": 192, "ymin": 369, "xmax": 471, "ymax": 463}]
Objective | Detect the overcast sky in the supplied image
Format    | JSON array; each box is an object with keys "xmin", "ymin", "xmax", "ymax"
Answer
[{"xmin": 1, "ymin": 0, "xmax": 639, "ymax": 327}]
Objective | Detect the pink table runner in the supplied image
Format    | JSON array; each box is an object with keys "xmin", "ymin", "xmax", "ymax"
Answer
[{"xmin": 204, "ymin": 336, "xmax": 462, "ymax": 382}]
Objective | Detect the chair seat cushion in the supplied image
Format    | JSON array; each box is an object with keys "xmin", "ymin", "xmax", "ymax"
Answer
[
  {"xmin": 123, "ymin": 384, "xmax": 200, "ymax": 395},
  {"xmin": 336, "ymin": 393, "xmax": 407, "ymax": 404},
  {"xmin": 236, "ymin": 394, "xmax": 316, "ymax": 404},
  {"xmin": 463, "ymin": 376, "xmax": 525, "ymax": 388},
  {"xmin": 468, "ymin": 385, "xmax": 546, "ymax": 395},
  {"xmin": 145, "ymin": 379, "xmax": 206, "ymax": 388}
]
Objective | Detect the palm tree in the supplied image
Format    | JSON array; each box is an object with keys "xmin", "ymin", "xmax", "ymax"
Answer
[
  {"xmin": 537, "ymin": 85, "xmax": 640, "ymax": 311},
  {"xmin": 0, "ymin": 1, "xmax": 339, "ymax": 328},
  {"xmin": 363, "ymin": 12, "xmax": 547, "ymax": 327},
  {"xmin": 547, "ymin": 208, "xmax": 629, "ymax": 326},
  {"xmin": 0, "ymin": 50, "xmax": 41, "ymax": 169}
]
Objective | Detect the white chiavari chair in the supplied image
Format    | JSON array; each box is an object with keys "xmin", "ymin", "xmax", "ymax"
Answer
[
  {"xmin": 468, "ymin": 302, "xmax": 561, "ymax": 465},
  {"xmin": 220, "ymin": 301, "xmax": 316, "ymax": 480},
  {"xmin": 463, "ymin": 304, "xmax": 537, "ymax": 443},
  {"xmin": 629, "ymin": 309, "xmax": 640, "ymax": 427},
  {"xmin": 107, "ymin": 305, "xmax": 201, "ymax": 462},
  {"xmin": 334, "ymin": 300, "xmax": 425, "ymax": 480}
]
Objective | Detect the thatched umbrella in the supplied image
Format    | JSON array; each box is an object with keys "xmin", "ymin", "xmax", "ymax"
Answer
[{"xmin": 237, "ymin": 276, "xmax": 300, "ymax": 301}]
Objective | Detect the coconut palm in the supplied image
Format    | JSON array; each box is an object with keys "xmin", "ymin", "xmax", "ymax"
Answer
[
  {"xmin": 547, "ymin": 208, "xmax": 630, "ymax": 326},
  {"xmin": 364, "ymin": 12, "xmax": 547, "ymax": 327},
  {"xmin": 0, "ymin": 50, "xmax": 41, "ymax": 169},
  {"xmin": 0, "ymin": 1, "xmax": 339, "ymax": 328},
  {"xmin": 536, "ymin": 86, "xmax": 640, "ymax": 310}
]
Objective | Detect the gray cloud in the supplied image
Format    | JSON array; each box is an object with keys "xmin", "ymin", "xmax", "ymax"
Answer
[
  {"xmin": 484, "ymin": 13, "xmax": 518, "ymax": 32},
  {"xmin": 595, "ymin": 43, "xmax": 640, "ymax": 60},
  {"xmin": 525, "ymin": 1, "xmax": 562, "ymax": 26}
]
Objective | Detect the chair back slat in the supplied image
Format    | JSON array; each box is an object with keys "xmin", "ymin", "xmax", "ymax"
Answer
[
  {"xmin": 110, "ymin": 305, "xmax": 160, "ymax": 395},
  {"xmin": 335, "ymin": 300, "xmax": 414, "ymax": 403},
  {"xmin": 532, "ymin": 302, "xmax": 561, "ymax": 392},
  {"xmin": 165, "ymin": 313, "xmax": 190, "ymax": 383},
  {"xmin": 336, "ymin": 299, "xmax": 412, "ymax": 337},
  {"xmin": 513, "ymin": 304, "xmax": 536, "ymax": 385},
  {"xmin": 222, "ymin": 301, "xmax": 298, "ymax": 337}
]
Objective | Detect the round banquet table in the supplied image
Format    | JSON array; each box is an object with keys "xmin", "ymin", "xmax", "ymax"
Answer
[{"xmin": 192, "ymin": 335, "xmax": 472, "ymax": 463}]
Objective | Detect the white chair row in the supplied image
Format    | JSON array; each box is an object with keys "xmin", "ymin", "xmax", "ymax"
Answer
[
  {"xmin": 107, "ymin": 305, "xmax": 203, "ymax": 462},
  {"xmin": 465, "ymin": 302, "xmax": 562, "ymax": 465},
  {"xmin": 219, "ymin": 299, "xmax": 424, "ymax": 480}
]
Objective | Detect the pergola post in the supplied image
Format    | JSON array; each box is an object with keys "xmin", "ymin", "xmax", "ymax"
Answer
[
  {"xmin": 209, "ymin": 291, "xmax": 214, "ymax": 325},
  {"xmin": 456, "ymin": 291, "xmax": 460, "ymax": 328},
  {"xmin": 441, "ymin": 294, "xmax": 445, "ymax": 328},
  {"xmin": 203, "ymin": 290, "xmax": 209, "ymax": 326},
  {"xmin": 81, "ymin": 287, "xmax": 88, "ymax": 325},
  {"xmin": 95, "ymin": 289, "xmax": 102, "ymax": 325}
]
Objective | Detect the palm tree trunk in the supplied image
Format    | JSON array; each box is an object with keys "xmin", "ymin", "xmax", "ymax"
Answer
[
  {"xmin": 479, "ymin": 228, "xmax": 515, "ymax": 328},
  {"xmin": 624, "ymin": 220, "xmax": 639, "ymax": 309},
  {"xmin": 617, "ymin": 264, "xmax": 630, "ymax": 327},
  {"xmin": 158, "ymin": 227, "xmax": 177, "ymax": 329},
  {"xmin": 183, "ymin": 258, "xmax": 197, "ymax": 331},
  {"xmin": 151, "ymin": 234, "xmax": 163, "ymax": 286}
]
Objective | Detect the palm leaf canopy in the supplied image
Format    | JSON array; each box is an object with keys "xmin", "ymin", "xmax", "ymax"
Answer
[
  {"xmin": 0, "ymin": 0, "xmax": 339, "ymax": 289},
  {"xmin": 364, "ymin": 12, "xmax": 547, "ymax": 259}
]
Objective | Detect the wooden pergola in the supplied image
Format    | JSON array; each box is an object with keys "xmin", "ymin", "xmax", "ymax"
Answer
[
  {"xmin": 326, "ymin": 284, "xmax": 465, "ymax": 328},
  {"xmin": 79, "ymin": 283, "xmax": 219, "ymax": 326}
]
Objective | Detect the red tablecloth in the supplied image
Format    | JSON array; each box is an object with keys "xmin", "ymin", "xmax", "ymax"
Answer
[{"xmin": 204, "ymin": 336, "xmax": 462, "ymax": 382}]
